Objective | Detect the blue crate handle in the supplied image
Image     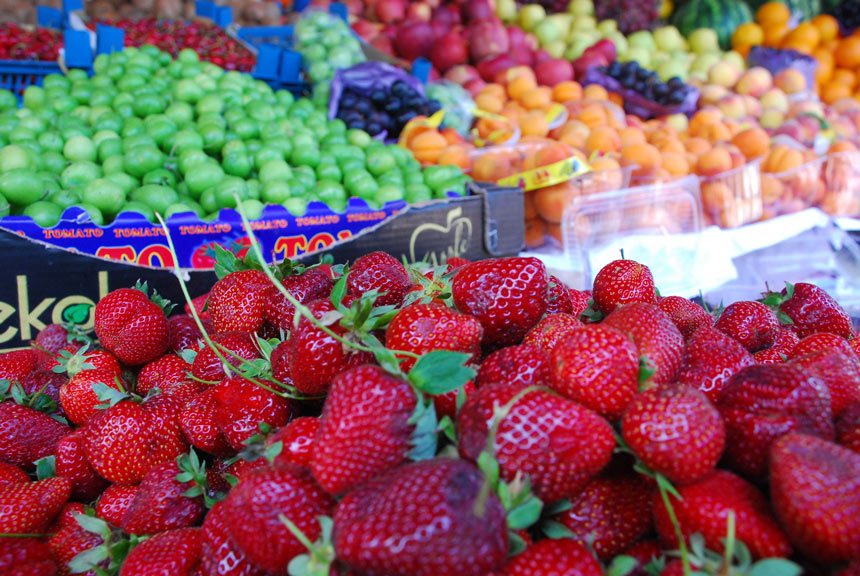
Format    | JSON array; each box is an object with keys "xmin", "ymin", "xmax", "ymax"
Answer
[
  {"xmin": 293, "ymin": 0, "xmax": 312, "ymax": 11},
  {"xmin": 253, "ymin": 44, "xmax": 281, "ymax": 80},
  {"xmin": 237, "ymin": 25, "xmax": 294, "ymax": 49},
  {"xmin": 63, "ymin": 29, "xmax": 93, "ymax": 69},
  {"xmin": 215, "ymin": 6, "xmax": 233, "ymax": 27},
  {"xmin": 330, "ymin": 2, "xmax": 348, "ymax": 21},
  {"xmin": 37, "ymin": 6, "xmax": 63, "ymax": 29},
  {"xmin": 412, "ymin": 58, "xmax": 431, "ymax": 84},
  {"xmin": 195, "ymin": 0, "xmax": 217, "ymax": 19},
  {"xmin": 96, "ymin": 25, "xmax": 124, "ymax": 55},
  {"xmin": 63, "ymin": 0, "xmax": 83, "ymax": 13},
  {"xmin": 279, "ymin": 49, "xmax": 302, "ymax": 83}
]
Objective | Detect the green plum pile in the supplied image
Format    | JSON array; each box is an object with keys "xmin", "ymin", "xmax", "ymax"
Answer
[
  {"xmin": 0, "ymin": 249, "xmax": 859, "ymax": 574},
  {"xmin": 0, "ymin": 46, "xmax": 469, "ymax": 228},
  {"xmin": 295, "ymin": 11, "xmax": 366, "ymax": 85}
]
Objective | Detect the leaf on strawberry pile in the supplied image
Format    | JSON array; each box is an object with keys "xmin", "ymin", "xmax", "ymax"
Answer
[
  {"xmin": 0, "ymin": 378, "xmax": 62, "ymax": 418},
  {"xmin": 133, "ymin": 280, "xmax": 176, "ymax": 316},
  {"xmin": 407, "ymin": 398, "xmax": 438, "ymax": 462},
  {"xmin": 407, "ymin": 350, "xmax": 475, "ymax": 396}
]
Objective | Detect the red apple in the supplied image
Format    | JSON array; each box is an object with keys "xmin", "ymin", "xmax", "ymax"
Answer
[
  {"xmin": 405, "ymin": 2, "xmax": 431, "ymax": 22},
  {"xmin": 535, "ymin": 58, "xmax": 574, "ymax": 87},
  {"xmin": 461, "ymin": 0, "xmax": 495, "ymax": 23},
  {"xmin": 464, "ymin": 77, "xmax": 488, "ymax": 97},
  {"xmin": 477, "ymin": 54, "xmax": 516, "ymax": 82},
  {"xmin": 432, "ymin": 4, "xmax": 461, "ymax": 26},
  {"xmin": 430, "ymin": 19, "xmax": 450, "ymax": 39},
  {"xmin": 428, "ymin": 68, "xmax": 441, "ymax": 82},
  {"xmin": 395, "ymin": 21, "xmax": 435, "ymax": 60},
  {"xmin": 374, "ymin": 0, "xmax": 406, "ymax": 24},
  {"xmin": 468, "ymin": 20, "xmax": 509, "ymax": 62},
  {"xmin": 343, "ymin": 0, "xmax": 363, "ymax": 15},
  {"xmin": 371, "ymin": 35, "xmax": 395, "ymax": 56},
  {"xmin": 585, "ymin": 39, "xmax": 617, "ymax": 62},
  {"xmin": 506, "ymin": 25, "xmax": 528, "ymax": 49},
  {"xmin": 444, "ymin": 64, "xmax": 481, "ymax": 86},
  {"xmin": 351, "ymin": 20, "xmax": 383, "ymax": 41},
  {"xmin": 381, "ymin": 24, "xmax": 398, "ymax": 40},
  {"xmin": 510, "ymin": 46, "xmax": 534, "ymax": 66},
  {"xmin": 429, "ymin": 31, "xmax": 468, "ymax": 72},
  {"xmin": 573, "ymin": 53, "xmax": 608, "ymax": 80},
  {"xmin": 534, "ymin": 49, "xmax": 552, "ymax": 64}
]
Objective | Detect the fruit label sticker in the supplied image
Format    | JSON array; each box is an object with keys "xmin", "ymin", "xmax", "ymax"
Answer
[
  {"xmin": 499, "ymin": 156, "xmax": 592, "ymax": 192},
  {"xmin": 470, "ymin": 109, "xmax": 521, "ymax": 147},
  {"xmin": 408, "ymin": 207, "xmax": 473, "ymax": 267}
]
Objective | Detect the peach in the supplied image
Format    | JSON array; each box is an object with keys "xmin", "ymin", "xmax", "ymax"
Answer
[
  {"xmin": 760, "ymin": 88, "xmax": 789, "ymax": 113},
  {"xmin": 707, "ymin": 61, "xmax": 742, "ymax": 88},
  {"xmin": 664, "ymin": 113, "xmax": 689, "ymax": 133},
  {"xmin": 741, "ymin": 95, "xmax": 762, "ymax": 117},
  {"xmin": 735, "ymin": 67, "xmax": 774, "ymax": 98},
  {"xmin": 717, "ymin": 95, "xmax": 747, "ymax": 120},
  {"xmin": 698, "ymin": 84, "xmax": 730, "ymax": 107},
  {"xmin": 774, "ymin": 68, "xmax": 808, "ymax": 95},
  {"xmin": 696, "ymin": 146, "xmax": 733, "ymax": 177},
  {"xmin": 585, "ymin": 126, "xmax": 621, "ymax": 154},
  {"xmin": 731, "ymin": 127, "xmax": 770, "ymax": 159},
  {"xmin": 760, "ymin": 108, "xmax": 786, "ymax": 130}
]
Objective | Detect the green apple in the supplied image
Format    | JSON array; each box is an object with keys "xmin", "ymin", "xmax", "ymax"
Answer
[
  {"xmin": 596, "ymin": 19, "xmax": 618, "ymax": 36},
  {"xmin": 496, "ymin": 0, "xmax": 517, "ymax": 21},
  {"xmin": 606, "ymin": 31, "xmax": 628, "ymax": 56},
  {"xmin": 722, "ymin": 50, "xmax": 746, "ymax": 72},
  {"xmin": 653, "ymin": 26, "xmax": 685, "ymax": 52},
  {"xmin": 545, "ymin": 40, "xmax": 567, "ymax": 59},
  {"xmin": 688, "ymin": 28, "xmax": 719, "ymax": 54},
  {"xmin": 572, "ymin": 15, "xmax": 597, "ymax": 33},
  {"xmin": 628, "ymin": 30, "xmax": 656, "ymax": 51},
  {"xmin": 535, "ymin": 18, "xmax": 563, "ymax": 46},
  {"xmin": 620, "ymin": 46, "xmax": 651, "ymax": 68},
  {"xmin": 518, "ymin": 4, "xmax": 546, "ymax": 32},
  {"xmin": 658, "ymin": 59, "xmax": 689, "ymax": 82},
  {"xmin": 691, "ymin": 52, "xmax": 722, "ymax": 76},
  {"xmin": 565, "ymin": 37, "xmax": 594, "ymax": 60},
  {"xmin": 568, "ymin": 0, "xmax": 594, "ymax": 16}
]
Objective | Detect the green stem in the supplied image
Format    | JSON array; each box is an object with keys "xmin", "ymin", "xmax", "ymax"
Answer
[{"xmin": 657, "ymin": 477, "xmax": 691, "ymax": 576}]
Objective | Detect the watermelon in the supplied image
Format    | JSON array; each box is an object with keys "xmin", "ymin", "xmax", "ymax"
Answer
[
  {"xmin": 672, "ymin": 0, "xmax": 754, "ymax": 51},
  {"xmin": 746, "ymin": 0, "xmax": 821, "ymax": 20}
]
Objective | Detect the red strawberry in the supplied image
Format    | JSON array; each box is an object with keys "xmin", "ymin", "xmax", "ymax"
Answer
[
  {"xmin": 838, "ymin": 562, "xmax": 860, "ymax": 576},
  {"xmin": 285, "ymin": 299, "xmax": 374, "ymax": 395},
  {"xmin": 60, "ymin": 369, "xmax": 125, "ymax": 426},
  {"xmin": 545, "ymin": 274, "xmax": 575, "ymax": 315},
  {"xmin": 268, "ymin": 416, "xmax": 319, "ymax": 468},
  {"xmin": 0, "ymin": 462, "xmax": 27, "ymax": 486},
  {"xmin": 198, "ymin": 501, "xmax": 267, "ymax": 576},
  {"xmin": 452, "ymin": 257, "xmax": 549, "ymax": 346},
  {"xmin": 0, "ymin": 349, "xmax": 39, "ymax": 383},
  {"xmin": 522, "ymin": 313, "xmax": 582, "ymax": 354},
  {"xmin": 550, "ymin": 324, "xmax": 639, "ymax": 420},
  {"xmin": 592, "ymin": 259, "xmax": 657, "ymax": 315},
  {"xmin": 0, "ymin": 401, "xmax": 70, "ymax": 470},
  {"xmin": 52, "ymin": 347, "xmax": 121, "ymax": 377},
  {"xmin": 136, "ymin": 354, "xmax": 193, "ymax": 396},
  {"xmin": 621, "ymin": 540, "xmax": 662, "ymax": 575},
  {"xmin": 658, "ymin": 295, "xmax": 715, "ymax": 340},
  {"xmin": 333, "ymin": 458, "xmax": 508, "ymax": 576},
  {"xmin": 346, "ymin": 251, "xmax": 413, "ymax": 307},
  {"xmin": 851, "ymin": 337, "xmax": 860, "ymax": 359},
  {"xmin": 167, "ymin": 314, "xmax": 207, "ymax": 353},
  {"xmin": 96, "ymin": 484, "xmax": 138, "ymax": 526},
  {"xmin": 0, "ymin": 538, "xmax": 58, "ymax": 576},
  {"xmin": 0, "ymin": 476, "xmax": 70, "ymax": 534},
  {"xmin": 17, "ymin": 369, "xmax": 66, "ymax": 404},
  {"xmin": 213, "ymin": 377, "xmax": 294, "ymax": 451},
  {"xmin": 753, "ymin": 327, "xmax": 799, "ymax": 364},
  {"xmin": 119, "ymin": 460, "xmax": 205, "ymax": 535},
  {"xmin": 569, "ymin": 288, "xmax": 591, "ymax": 317},
  {"xmin": 770, "ymin": 433, "xmax": 860, "ymax": 563},
  {"xmin": 35, "ymin": 323, "xmax": 72, "ymax": 355},
  {"xmin": 714, "ymin": 300, "xmax": 779, "ymax": 352},
  {"xmin": 264, "ymin": 267, "xmax": 333, "ymax": 331},
  {"xmin": 653, "ymin": 470, "xmax": 791, "ymax": 560},
  {"xmin": 768, "ymin": 282, "xmax": 854, "ymax": 338},
  {"xmin": 221, "ymin": 463, "xmax": 335, "ymax": 574},
  {"xmin": 55, "ymin": 431, "xmax": 109, "ymax": 501},
  {"xmin": 554, "ymin": 471, "xmax": 653, "ymax": 560},
  {"xmin": 476, "ymin": 343, "xmax": 551, "ymax": 388},
  {"xmin": 191, "ymin": 332, "xmax": 262, "ymax": 383},
  {"xmin": 180, "ymin": 388, "xmax": 232, "ymax": 456},
  {"xmin": 677, "ymin": 326, "xmax": 755, "ymax": 402},
  {"xmin": 84, "ymin": 394, "xmax": 188, "ymax": 485},
  {"xmin": 789, "ymin": 332, "xmax": 853, "ymax": 358},
  {"xmin": 432, "ymin": 379, "xmax": 476, "ymax": 420},
  {"xmin": 458, "ymin": 382, "xmax": 615, "ymax": 502},
  {"xmin": 499, "ymin": 538, "xmax": 602, "ymax": 576},
  {"xmin": 94, "ymin": 287, "xmax": 169, "ymax": 366},
  {"xmin": 386, "ymin": 301, "xmax": 483, "ymax": 372},
  {"xmin": 186, "ymin": 293, "xmax": 210, "ymax": 319},
  {"xmin": 208, "ymin": 270, "xmax": 272, "ymax": 334},
  {"xmin": 622, "ymin": 383, "xmax": 724, "ymax": 484},
  {"xmin": 603, "ymin": 303, "xmax": 684, "ymax": 386},
  {"xmin": 48, "ymin": 502, "xmax": 89, "ymax": 532},
  {"xmin": 837, "ymin": 402, "xmax": 860, "ymax": 453},
  {"xmin": 50, "ymin": 521, "xmax": 103, "ymax": 576},
  {"xmin": 788, "ymin": 349, "xmax": 860, "ymax": 417},
  {"xmin": 119, "ymin": 527, "xmax": 202, "ymax": 576},
  {"xmin": 447, "ymin": 257, "xmax": 471, "ymax": 270},
  {"xmin": 312, "ymin": 365, "xmax": 418, "ymax": 495},
  {"xmin": 716, "ymin": 364, "xmax": 834, "ymax": 478}
]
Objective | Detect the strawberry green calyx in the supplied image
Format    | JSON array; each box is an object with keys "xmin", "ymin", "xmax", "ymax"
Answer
[
  {"xmin": 228, "ymin": 422, "xmax": 284, "ymax": 469},
  {"xmin": 0, "ymin": 378, "xmax": 61, "ymax": 417},
  {"xmin": 92, "ymin": 379, "xmax": 136, "ymax": 409},
  {"xmin": 133, "ymin": 280, "xmax": 176, "ymax": 316},
  {"xmin": 760, "ymin": 283, "xmax": 796, "ymax": 326},
  {"xmin": 176, "ymin": 449, "xmax": 224, "ymax": 508},
  {"xmin": 282, "ymin": 515, "xmax": 336, "ymax": 576},
  {"xmin": 68, "ymin": 513, "xmax": 143, "ymax": 576},
  {"xmin": 52, "ymin": 344, "xmax": 95, "ymax": 377},
  {"xmin": 401, "ymin": 264, "xmax": 456, "ymax": 307}
]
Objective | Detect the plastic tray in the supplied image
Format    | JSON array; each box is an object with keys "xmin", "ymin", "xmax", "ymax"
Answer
[
  {"xmin": 700, "ymin": 160, "xmax": 764, "ymax": 228},
  {"xmin": 821, "ymin": 150, "xmax": 860, "ymax": 217},
  {"xmin": 761, "ymin": 137, "xmax": 825, "ymax": 219}
]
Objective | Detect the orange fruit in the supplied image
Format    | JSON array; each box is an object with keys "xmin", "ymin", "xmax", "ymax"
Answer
[
  {"xmin": 812, "ymin": 14, "xmax": 839, "ymax": 43},
  {"xmin": 732, "ymin": 22, "xmax": 764, "ymax": 49},
  {"xmin": 821, "ymin": 81, "xmax": 853, "ymax": 104},
  {"xmin": 757, "ymin": 1, "xmax": 791, "ymax": 27},
  {"xmin": 832, "ymin": 68, "xmax": 857, "ymax": 88},
  {"xmin": 762, "ymin": 23, "xmax": 789, "ymax": 47},
  {"xmin": 813, "ymin": 47, "xmax": 835, "ymax": 85},
  {"xmin": 781, "ymin": 22, "xmax": 820, "ymax": 52},
  {"xmin": 836, "ymin": 37, "xmax": 860, "ymax": 69}
]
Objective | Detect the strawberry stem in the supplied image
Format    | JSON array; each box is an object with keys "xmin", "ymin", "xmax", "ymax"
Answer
[{"xmin": 656, "ymin": 474, "xmax": 691, "ymax": 576}]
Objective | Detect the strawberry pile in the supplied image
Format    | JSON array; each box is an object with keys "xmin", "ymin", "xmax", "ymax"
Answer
[{"xmin": 1, "ymin": 247, "xmax": 860, "ymax": 576}]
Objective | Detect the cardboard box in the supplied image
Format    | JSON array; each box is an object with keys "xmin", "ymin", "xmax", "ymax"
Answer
[{"xmin": 0, "ymin": 183, "xmax": 524, "ymax": 350}]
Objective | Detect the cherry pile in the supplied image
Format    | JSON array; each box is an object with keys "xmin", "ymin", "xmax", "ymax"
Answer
[
  {"xmin": 1, "ymin": 247, "xmax": 859, "ymax": 575},
  {"xmin": 95, "ymin": 19, "xmax": 255, "ymax": 72},
  {"xmin": 0, "ymin": 23, "xmax": 62, "ymax": 62}
]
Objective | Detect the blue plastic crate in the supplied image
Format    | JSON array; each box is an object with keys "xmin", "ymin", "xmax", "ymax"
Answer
[
  {"xmin": 236, "ymin": 25, "xmax": 294, "ymax": 50},
  {"xmin": 0, "ymin": 60, "xmax": 64, "ymax": 101}
]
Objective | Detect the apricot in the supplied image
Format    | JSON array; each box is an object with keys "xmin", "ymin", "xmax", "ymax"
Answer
[
  {"xmin": 661, "ymin": 152, "xmax": 690, "ymax": 177},
  {"xmin": 524, "ymin": 191, "xmax": 538, "ymax": 220},
  {"xmin": 696, "ymin": 146, "xmax": 733, "ymax": 177},
  {"xmin": 689, "ymin": 107, "xmax": 723, "ymax": 135},
  {"xmin": 552, "ymin": 81, "xmax": 582, "ymax": 103},
  {"xmin": 440, "ymin": 127, "xmax": 464, "ymax": 146},
  {"xmin": 583, "ymin": 84, "xmax": 609, "ymax": 100},
  {"xmin": 534, "ymin": 182, "xmax": 577, "ymax": 223},
  {"xmin": 763, "ymin": 146, "xmax": 804, "ymax": 173},
  {"xmin": 731, "ymin": 127, "xmax": 770, "ymax": 159},
  {"xmin": 685, "ymin": 137, "xmax": 713, "ymax": 157},
  {"xmin": 473, "ymin": 153, "xmax": 512, "ymax": 182},
  {"xmin": 525, "ymin": 218, "xmax": 548, "ymax": 249},
  {"xmin": 437, "ymin": 145, "xmax": 471, "ymax": 171},
  {"xmin": 618, "ymin": 127, "xmax": 647, "ymax": 148},
  {"xmin": 475, "ymin": 92, "xmax": 504, "ymax": 114},
  {"xmin": 518, "ymin": 111, "xmax": 550, "ymax": 138},
  {"xmin": 508, "ymin": 75, "xmax": 538, "ymax": 101},
  {"xmin": 620, "ymin": 143, "xmax": 661, "ymax": 177},
  {"xmin": 585, "ymin": 126, "xmax": 621, "ymax": 155},
  {"xmin": 481, "ymin": 83, "xmax": 506, "ymax": 101},
  {"xmin": 830, "ymin": 140, "xmax": 858, "ymax": 154},
  {"xmin": 702, "ymin": 122, "xmax": 733, "ymax": 143},
  {"xmin": 520, "ymin": 87, "xmax": 553, "ymax": 110},
  {"xmin": 547, "ymin": 222, "xmax": 563, "ymax": 245},
  {"xmin": 574, "ymin": 103, "xmax": 610, "ymax": 128},
  {"xmin": 505, "ymin": 66, "xmax": 537, "ymax": 85}
]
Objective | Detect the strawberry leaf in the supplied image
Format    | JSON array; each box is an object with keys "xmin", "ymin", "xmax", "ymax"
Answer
[
  {"xmin": 477, "ymin": 450, "xmax": 500, "ymax": 488},
  {"xmin": 93, "ymin": 382, "xmax": 131, "ymax": 408},
  {"xmin": 437, "ymin": 415, "xmax": 457, "ymax": 444},
  {"xmin": 407, "ymin": 350, "xmax": 475, "ymax": 396},
  {"xmin": 784, "ymin": 282, "xmax": 795, "ymax": 300},
  {"xmin": 606, "ymin": 555, "xmax": 638, "ymax": 576},
  {"xmin": 74, "ymin": 513, "xmax": 112, "ymax": 540},
  {"xmin": 541, "ymin": 519, "xmax": 576, "ymax": 540},
  {"xmin": 580, "ymin": 300, "xmax": 604, "ymax": 323},
  {"xmin": 508, "ymin": 531, "xmax": 527, "ymax": 557},
  {"xmin": 638, "ymin": 357, "xmax": 656, "ymax": 386},
  {"xmin": 747, "ymin": 559, "xmax": 802, "ymax": 576},
  {"xmin": 178, "ymin": 348, "xmax": 198, "ymax": 365},
  {"xmin": 329, "ymin": 275, "xmax": 348, "ymax": 312},
  {"xmin": 407, "ymin": 399, "xmax": 439, "ymax": 461},
  {"xmin": 543, "ymin": 498, "xmax": 572, "ymax": 516},
  {"xmin": 69, "ymin": 546, "xmax": 109, "ymax": 574},
  {"xmin": 506, "ymin": 494, "xmax": 542, "ymax": 531},
  {"xmin": 34, "ymin": 455, "xmax": 55, "ymax": 480},
  {"xmin": 213, "ymin": 243, "xmax": 253, "ymax": 279}
]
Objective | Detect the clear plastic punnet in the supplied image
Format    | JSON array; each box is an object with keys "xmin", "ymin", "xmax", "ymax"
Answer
[
  {"xmin": 760, "ymin": 136, "xmax": 825, "ymax": 219},
  {"xmin": 821, "ymin": 150, "xmax": 860, "ymax": 217},
  {"xmin": 561, "ymin": 175, "xmax": 705, "ymax": 292},
  {"xmin": 699, "ymin": 160, "xmax": 764, "ymax": 228}
]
